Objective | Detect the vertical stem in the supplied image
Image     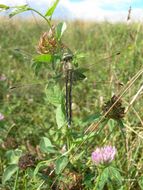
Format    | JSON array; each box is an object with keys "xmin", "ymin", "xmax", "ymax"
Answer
[
  {"xmin": 30, "ymin": 8, "xmax": 52, "ymax": 29},
  {"xmin": 93, "ymin": 169, "xmax": 100, "ymax": 190},
  {"xmin": 13, "ymin": 169, "xmax": 19, "ymax": 190},
  {"xmin": 24, "ymin": 171, "xmax": 27, "ymax": 190}
]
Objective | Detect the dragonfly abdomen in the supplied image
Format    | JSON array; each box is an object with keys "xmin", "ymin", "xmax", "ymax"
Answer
[{"xmin": 62, "ymin": 53, "xmax": 73, "ymax": 127}]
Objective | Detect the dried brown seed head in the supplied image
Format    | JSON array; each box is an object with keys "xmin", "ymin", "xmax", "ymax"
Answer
[
  {"xmin": 102, "ymin": 95, "xmax": 125, "ymax": 120},
  {"xmin": 37, "ymin": 27, "xmax": 65, "ymax": 54},
  {"xmin": 18, "ymin": 153, "xmax": 36, "ymax": 170}
]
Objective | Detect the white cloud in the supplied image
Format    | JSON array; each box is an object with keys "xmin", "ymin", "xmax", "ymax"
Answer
[
  {"xmin": 58, "ymin": 0, "xmax": 143, "ymax": 22},
  {"xmin": 0, "ymin": 0, "xmax": 142, "ymax": 22}
]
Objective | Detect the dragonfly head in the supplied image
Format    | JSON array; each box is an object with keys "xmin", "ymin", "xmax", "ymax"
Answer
[{"xmin": 62, "ymin": 53, "xmax": 73, "ymax": 62}]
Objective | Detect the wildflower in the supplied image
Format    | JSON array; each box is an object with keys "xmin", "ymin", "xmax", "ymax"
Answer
[
  {"xmin": 91, "ymin": 145, "xmax": 116, "ymax": 165},
  {"xmin": 102, "ymin": 95, "xmax": 125, "ymax": 120},
  {"xmin": 37, "ymin": 26, "xmax": 65, "ymax": 54},
  {"xmin": 0, "ymin": 113, "xmax": 4, "ymax": 121},
  {"xmin": 18, "ymin": 153, "xmax": 36, "ymax": 170}
]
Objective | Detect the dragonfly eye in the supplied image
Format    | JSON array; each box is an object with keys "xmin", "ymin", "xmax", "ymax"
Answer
[{"xmin": 62, "ymin": 53, "xmax": 73, "ymax": 62}]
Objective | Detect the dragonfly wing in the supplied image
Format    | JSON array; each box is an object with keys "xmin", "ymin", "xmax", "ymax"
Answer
[{"xmin": 72, "ymin": 68, "xmax": 89, "ymax": 82}]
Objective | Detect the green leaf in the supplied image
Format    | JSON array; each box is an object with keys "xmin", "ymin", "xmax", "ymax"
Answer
[
  {"xmin": 55, "ymin": 156, "xmax": 68, "ymax": 174},
  {"xmin": 45, "ymin": 0, "xmax": 59, "ymax": 17},
  {"xmin": 9, "ymin": 5, "xmax": 30, "ymax": 18},
  {"xmin": 31, "ymin": 61, "xmax": 42, "ymax": 75},
  {"xmin": 5, "ymin": 150, "xmax": 22, "ymax": 164},
  {"xmin": 39, "ymin": 137, "xmax": 56, "ymax": 154},
  {"xmin": 56, "ymin": 22, "xmax": 67, "ymax": 40},
  {"xmin": 84, "ymin": 173, "xmax": 95, "ymax": 189},
  {"xmin": 34, "ymin": 161, "xmax": 47, "ymax": 176},
  {"xmin": 2, "ymin": 164, "xmax": 18, "ymax": 184},
  {"xmin": 0, "ymin": 4, "xmax": 9, "ymax": 9},
  {"xmin": 107, "ymin": 119, "xmax": 116, "ymax": 132},
  {"xmin": 45, "ymin": 85, "xmax": 62, "ymax": 106},
  {"xmin": 96, "ymin": 167, "xmax": 109, "ymax": 190},
  {"xmin": 108, "ymin": 166, "xmax": 122, "ymax": 187},
  {"xmin": 95, "ymin": 166, "xmax": 122, "ymax": 189},
  {"xmin": 0, "ymin": 4, "xmax": 10, "ymax": 11},
  {"xmin": 33, "ymin": 54, "xmax": 52, "ymax": 63},
  {"xmin": 56, "ymin": 104, "xmax": 65, "ymax": 129}
]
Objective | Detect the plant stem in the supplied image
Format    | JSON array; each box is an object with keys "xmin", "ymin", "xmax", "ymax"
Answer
[
  {"xmin": 13, "ymin": 169, "xmax": 19, "ymax": 190},
  {"xmin": 67, "ymin": 136, "xmax": 70, "ymax": 151},
  {"xmin": 30, "ymin": 8, "xmax": 52, "ymax": 29},
  {"xmin": 24, "ymin": 171, "xmax": 27, "ymax": 190},
  {"xmin": 10, "ymin": 6, "xmax": 52, "ymax": 29}
]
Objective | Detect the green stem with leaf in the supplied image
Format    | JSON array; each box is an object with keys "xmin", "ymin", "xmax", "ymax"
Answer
[{"xmin": 29, "ymin": 8, "xmax": 52, "ymax": 29}]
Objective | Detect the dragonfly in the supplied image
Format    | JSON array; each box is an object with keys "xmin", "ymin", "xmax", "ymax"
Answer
[{"xmin": 2, "ymin": 49, "xmax": 122, "ymax": 127}]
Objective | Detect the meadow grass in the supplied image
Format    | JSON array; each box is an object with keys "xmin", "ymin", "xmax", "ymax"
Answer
[{"xmin": 0, "ymin": 19, "xmax": 143, "ymax": 189}]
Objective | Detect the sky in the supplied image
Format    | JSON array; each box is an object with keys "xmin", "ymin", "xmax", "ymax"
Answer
[{"xmin": 0, "ymin": 0, "xmax": 143, "ymax": 22}]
